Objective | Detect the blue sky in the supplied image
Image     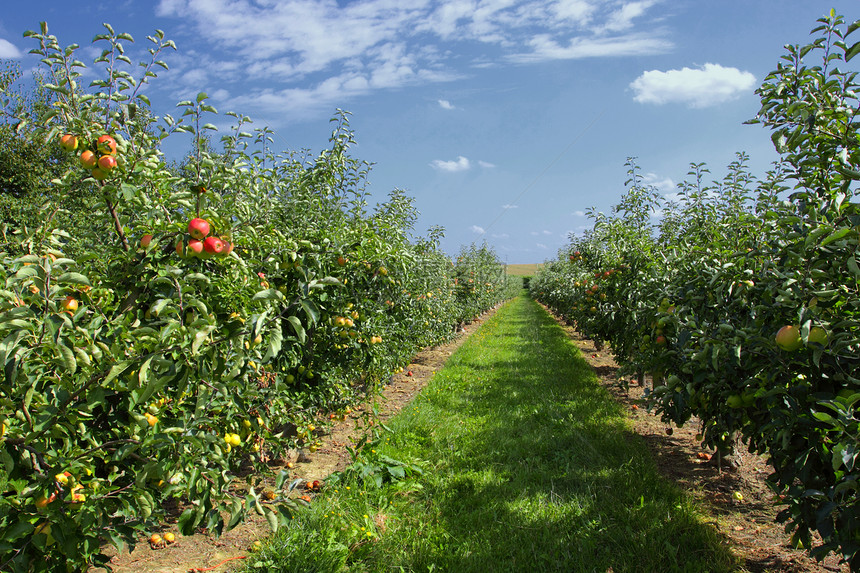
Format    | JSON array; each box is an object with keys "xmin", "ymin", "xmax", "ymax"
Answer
[{"xmin": 1, "ymin": 1, "xmax": 858, "ymax": 262}]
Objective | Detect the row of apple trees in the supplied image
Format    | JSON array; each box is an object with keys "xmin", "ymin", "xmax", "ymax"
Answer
[
  {"xmin": 532, "ymin": 12, "xmax": 860, "ymax": 568},
  {"xmin": 0, "ymin": 23, "xmax": 520, "ymax": 572}
]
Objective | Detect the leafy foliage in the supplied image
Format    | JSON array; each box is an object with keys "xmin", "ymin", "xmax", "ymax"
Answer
[
  {"xmin": 533, "ymin": 11, "xmax": 860, "ymax": 567},
  {"xmin": 0, "ymin": 22, "xmax": 516, "ymax": 572}
]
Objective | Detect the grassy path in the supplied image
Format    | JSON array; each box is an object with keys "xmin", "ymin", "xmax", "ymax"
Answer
[{"xmin": 242, "ymin": 295, "xmax": 736, "ymax": 572}]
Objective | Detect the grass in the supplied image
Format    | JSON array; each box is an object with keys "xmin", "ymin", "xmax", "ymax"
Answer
[{"xmin": 240, "ymin": 293, "xmax": 736, "ymax": 573}]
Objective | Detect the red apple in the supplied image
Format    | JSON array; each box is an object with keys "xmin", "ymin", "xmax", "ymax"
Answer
[
  {"xmin": 97, "ymin": 155, "xmax": 117, "ymax": 171},
  {"xmin": 140, "ymin": 235, "xmax": 153, "ymax": 248},
  {"xmin": 97, "ymin": 134, "xmax": 117, "ymax": 155},
  {"xmin": 203, "ymin": 236, "xmax": 225, "ymax": 255},
  {"xmin": 220, "ymin": 239, "xmax": 234, "ymax": 256},
  {"xmin": 187, "ymin": 218, "xmax": 210, "ymax": 240},
  {"xmin": 655, "ymin": 335, "xmax": 667, "ymax": 346},
  {"xmin": 80, "ymin": 150, "xmax": 97, "ymax": 169},
  {"xmin": 60, "ymin": 134, "xmax": 78, "ymax": 151},
  {"xmin": 186, "ymin": 239, "xmax": 204, "ymax": 256},
  {"xmin": 175, "ymin": 240, "xmax": 186, "ymax": 258}
]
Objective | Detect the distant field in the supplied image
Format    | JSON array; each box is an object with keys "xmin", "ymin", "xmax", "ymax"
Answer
[{"xmin": 505, "ymin": 263, "xmax": 543, "ymax": 277}]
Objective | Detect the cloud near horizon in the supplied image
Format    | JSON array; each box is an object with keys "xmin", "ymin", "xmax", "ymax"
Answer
[{"xmin": 630, "ymin": 63, "xmax": 756, "ymax": 108}]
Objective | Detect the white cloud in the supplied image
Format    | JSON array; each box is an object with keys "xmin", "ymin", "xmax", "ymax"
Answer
[
  {"xmin": 604, "ymin": 1, "xmax": 658, "ymax": 32},
  {"xmin": 554, "ymin": 0, "xmax": 596, "ymax": 26},
  {"xmin": 536, "ymin": 243, "xmax": 549, "ymax": 249},
  {"xmin": 642, "ymin": 172, "xmax": 676, "ymax": 194},
  {"xmin": 630, "ymin": 63, "xmax": 756, "ymax": 108},
  {"xmin": 502, "ymin": 204, "xmax": 518, "ymax": 209},
  {"xmin": 492, "ymin": 232, "xmax": 510, "ymax": 238},
  {"xmin": 154, "ymin": 0, "xmax": 672, "ymax": 120},
  {"xmin": 542, "ymin": 230, "xmax": 552, "ymax": 235},
  {"xmin": 510, "ymin": 32, "xmax": 670, "ymax": 63},
  {"xmin": 573, "ymin": 210, "xmax": 586, "ymax": 216},
  {"xmin": 471, "ymin": 225, "xmax": 486, "ymax": 234},
  {"xmin": 478, "ymin": 160, "xmax": 496, "ymax": 168},
  {"xmin": 431, "ymin": 156, "xmax": 471, "ymax": 172},
  {"xmin": 0, "ymin": 39, "xmax": 21, "ymax": 59}
]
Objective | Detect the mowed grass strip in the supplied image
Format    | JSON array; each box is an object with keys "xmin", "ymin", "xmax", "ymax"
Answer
[{"xmin": 241, "ymin": 294, "xmax": 736, "ymax": 573}]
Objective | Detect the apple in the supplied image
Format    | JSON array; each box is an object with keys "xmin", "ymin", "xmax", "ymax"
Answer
[
  {"xmin": 35, "ymin": 492, "xmax": 56, "ymax": 509},
  {"xmin": 220, "ymin": 239, "xmax": 234, "ymax": 256},
  {"xmin": 97, "ymin": 154, "xmax": 117, "ymax": 171},
  {"xmin": 338, "ymin": 256, "xmax": 347, "ymax": 266},
  {"xmin": 150, "ymin": 534, "xmax": 162, "ymax": 546},
  {"xmin": 80, "ymin": 150, "xmax": 97, "ymax": 169},
  {"xmin": 186, "ymin": 239, "xmax": 204, "ymax": 257},
  {"xmin": 775, "ymin": 325, "xmax": 802, "ymax": 351},
  {"xmin": 655, "ymin": 335, "xmax": 667, "ymax": 346},
  {"xmin": 61, "ymin": 296, "xmax": 78, "ymax": 314},
  {"xmin": 175, "ymin": 240, "xmax": 186, "ymax": 258},
  {"xmin": 60, "ymin": 134, "xmax": 78, "ymax": 151},
  {"xmin": 97, "ymin": 134, "xmax": 117, "ymax": 155},
  {"xmin": 140, "ymin": 234, "xmax": 153, "ymax": 248},
  {"xmin": 164, "ymin": 532, "xmax": 176, "ymax": 544},
  {"xmin": 202, "ymin": 236, "xmax": 225, "ymax": 256},
  {"xmin": 70, "ymin": 484, "xmax": 86, "ymax": 504},
  {"xmin": 187, "ymin": 218, "xmax": 210, "ymax": 240},
  {"xmin": 91, "ymin": 167, "xmax": 108, "ymax": 180},
  {"xmin": 808, "ymin": 326, "xmax": 828, "ymax": 346}
]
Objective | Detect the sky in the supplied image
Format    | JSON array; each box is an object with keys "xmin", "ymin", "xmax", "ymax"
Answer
[{"xmin": 1, "ymin": 1, "xmax": 858, "ymax": 262}]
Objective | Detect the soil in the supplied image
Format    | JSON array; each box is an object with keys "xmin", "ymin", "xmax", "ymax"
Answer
[{"xmin": 98, "ymin": 301, "xmax": 850, "ymax": 573}]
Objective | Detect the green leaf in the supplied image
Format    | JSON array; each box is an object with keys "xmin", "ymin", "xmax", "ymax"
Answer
[
  {"xmin": 178, "ymin": 507, "xmax": 197, "ymax": 536},
  {"xmin": 104, "ymin": 360, "xmax": 134, "ymax": 385},
  {"xmin": 264, "ymin": 507, "xmax": 279, "ymax": 533},
  {"xmin": 285, "ymin": 316, "xmax": 305, "ymax": 344},
  {"xmin": 136, "ymin": 492, "xmax": 154, "ymax": 519},
  {"xmin": 192, "ymin": 325, "xmax": 216, "ymax": 355},
  {"xmin": 252, "ymin": 289, "xmax": 283, "ymax": 301},
  {"xmin": 301, "ymin": 300, "xmax": 319, "ymax": 323},
  {"xmin": 57, "ymin": 342, "xmax": 77, "ymax": 374},
  {"xmin": 820, "ymin": 227, "xmax": 851, "ymax": 247},
  {"xmin": 848, "ymin": 256, "xmax": 860, "ymax": 278},
  {"xmin": 54, "ymin": 272, "xmax": 91, "ymax": 286},
  {"xmin": 121, "ymin": 183, "xmax": 137, "ymax": 202},
  {"xmin": 262, "ymin": 327, "xmax": 283, "ymax": 362},
  {"xmin": 846, "ymin": 40, "xmax": 860, "ymax": 61}
]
